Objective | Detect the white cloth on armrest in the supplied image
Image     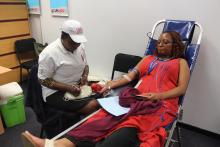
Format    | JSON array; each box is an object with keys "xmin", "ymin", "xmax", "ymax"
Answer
[
  {"xmin": 88, "ymin": 75, "xmax": 108, "ymax": 82},
  {"xmin": 0, "ymin": 82, "xmax": 23, "ymax": 104},
  {"xmin": 64, "ymin": 85, "xmax": 92, "ymax": 100}
]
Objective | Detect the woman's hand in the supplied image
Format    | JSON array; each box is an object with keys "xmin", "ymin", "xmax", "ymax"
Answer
[
  {"xmin": 99, "ymin": 81, "xmax": 114, "ymax": 96},
  {"xmin": 137, "ymin": 92, "xmax": 163, "ymax": 101},
  {"xmin": 99, "ymin": 86, "xmax": 110, "ymax": 95}
]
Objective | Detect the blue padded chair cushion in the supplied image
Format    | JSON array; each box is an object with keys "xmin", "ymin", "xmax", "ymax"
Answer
[
  {"xmin": 185, "ymin": 44, "xmax": 200, "ymax": 73},
  {"xmin": 145, "ymin": 20, "xmax": 196, "ymax": 56},
  {"xmin": 163, "ymin": 20, "xmax": 195, "ymax": 42},
  {"xmin": 144, "ymin": 38, "xmax": 157, "ymax": 55}
]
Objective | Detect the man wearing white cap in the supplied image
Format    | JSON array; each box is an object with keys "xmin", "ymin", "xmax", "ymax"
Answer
[{"xmin": 38, "ymin": 20, "xmax": 99, "ymax": 115}]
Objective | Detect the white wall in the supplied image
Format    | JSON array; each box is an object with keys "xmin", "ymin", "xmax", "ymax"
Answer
[{"xmin": 30, "ymin": 0, "xmax": 220, "ymax": 134}]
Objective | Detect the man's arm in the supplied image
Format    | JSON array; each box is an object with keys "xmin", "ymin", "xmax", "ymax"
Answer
[
  {"xmin": 39, "ymin": 78, "xmax": 80, "ymax": 96},
  {"xmin": 37, "ymin": 53, "xmax": 80, "ymax": 96},
  {"xmin": 80, "ymin": 65, "xmax": 89, "ymax": 86}
]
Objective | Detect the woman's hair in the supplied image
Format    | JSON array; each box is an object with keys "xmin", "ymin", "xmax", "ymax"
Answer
[{"xmin": 154, "ymin": 31, "xmax": 185, "ymax": 59}]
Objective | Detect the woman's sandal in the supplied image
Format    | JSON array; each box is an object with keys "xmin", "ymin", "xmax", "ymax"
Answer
[{"xmin": 21, "ymin": 131, "xmax": 54, "ymax": 147}]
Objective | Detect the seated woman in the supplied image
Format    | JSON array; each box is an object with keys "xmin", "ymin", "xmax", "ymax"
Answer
[{"xmin": 21, "ymin": 31, "xmax": 190, "ymax": 147}]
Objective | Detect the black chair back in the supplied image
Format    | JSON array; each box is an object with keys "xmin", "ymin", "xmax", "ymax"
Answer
[
  {"xmin": 111, "ymin": 53, "xmax": 142, "ymax": 80},
  {"xmin": 26, "ymin": 64, "xmax": 80, "ymax": 138},
  {"xmin": 15, "ymin": 38, "xmax": 38, "ymax": 82},
  {"xmin": 15, "ymin": 38, "xmax": 36, "ymax": 53}
]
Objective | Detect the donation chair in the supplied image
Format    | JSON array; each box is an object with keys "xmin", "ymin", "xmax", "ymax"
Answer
[
  {"xmin": 15, "ymin": 38, "xmax": 38, "ymax": 82},
  {"xmin": 52, "ymin": 20, "xmax": 203, "ymax": 147},
  {"xmin": 144, "ymin": 19, "xmax": 203, "ymax": 147},
  {"xmin": 25, "ymin": 64, "xmax": 81, "ymax": 138}
]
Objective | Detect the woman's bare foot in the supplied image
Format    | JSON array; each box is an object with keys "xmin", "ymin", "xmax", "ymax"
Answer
[
  {"xmin": 22, "ymin": 131, "xmax": 75, "ymax": 147},
  {"xmin": 22, "ymin": 131, "xmax": 45, "ymax": 147}
]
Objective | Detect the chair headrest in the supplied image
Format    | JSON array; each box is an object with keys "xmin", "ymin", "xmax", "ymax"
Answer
[
  {"xmin": 145, "ymin": 20, "xmax": 196, "ymax": 56},
  {"xmin": 163, "ymin": 20, "xmax": 195, "ymax": 42}
]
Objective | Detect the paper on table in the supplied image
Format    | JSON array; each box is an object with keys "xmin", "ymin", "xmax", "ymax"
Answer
[{"xmin": 97, "ymin": 96, "xmax": 130, "ymax": 116}]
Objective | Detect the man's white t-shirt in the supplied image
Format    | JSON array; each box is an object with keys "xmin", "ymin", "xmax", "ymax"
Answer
[{"xmin": 38, "ymin": 38, "xmax": 87, "ymax": 102}]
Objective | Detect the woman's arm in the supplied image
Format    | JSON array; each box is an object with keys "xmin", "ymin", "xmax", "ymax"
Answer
[
  {"xmin": 100, "ymin": 56, "xmax": 148, "ymax": 93},
  {"xmin": 105, "ymin": 70, "xmax": 137, "ymax": 89},
  {"xmin": 139, "ymin": 59, "xmax": 190, "ymax": 100}
]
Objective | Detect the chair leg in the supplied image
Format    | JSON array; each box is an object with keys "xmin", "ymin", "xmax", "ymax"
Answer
[
  {"xmin": 176, "ymin": 123, "xmax": 182, "ymax": 147},
  {"xmin": 165, "ymin": 120, "xmax": 177, "ymax": 147},
  {"xmin": 20, "ymin": 67, "xmax": 22, "ymax": 83},
  {"xmin": 26, "ymin": 69, "xmax": 30, "ymax": 81}
]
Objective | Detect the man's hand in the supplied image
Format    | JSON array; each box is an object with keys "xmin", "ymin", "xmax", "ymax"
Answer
[{"xmin": 70, "ymin": 84, "xmax": 81, "ymax": 96}]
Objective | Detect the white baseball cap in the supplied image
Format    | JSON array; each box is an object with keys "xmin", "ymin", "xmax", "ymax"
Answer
[{"xmin": 61, "ymin": 20, "xmax": 87, "ymax": 43}]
